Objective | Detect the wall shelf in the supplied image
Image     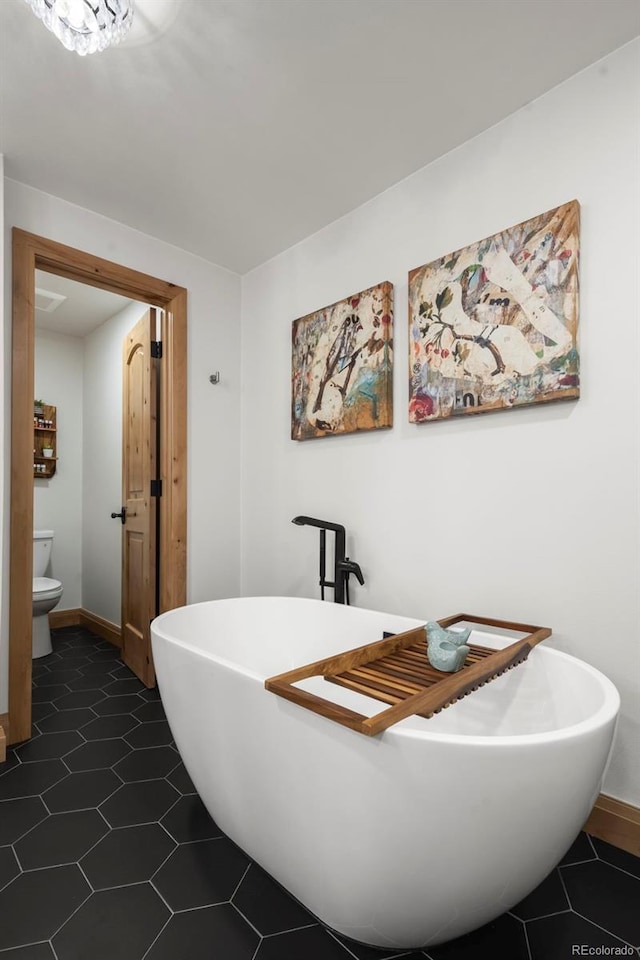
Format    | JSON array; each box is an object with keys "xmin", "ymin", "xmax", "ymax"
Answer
[{"xmin": 34, "ymin": 403, "xmax": 57, "ymax": 478}]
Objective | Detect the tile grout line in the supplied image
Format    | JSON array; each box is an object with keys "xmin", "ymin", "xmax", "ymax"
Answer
[
  {"xmin": 568, "ymin": 907, "xmax": 639, "ymax": 949},
  {"xmin": 139, "ymin": 911, "xmax": 173, "ymax": 960}
]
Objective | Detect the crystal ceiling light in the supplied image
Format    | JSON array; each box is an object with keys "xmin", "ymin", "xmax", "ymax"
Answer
[{"xmin": 24, "ymin": 0, "xmax": 134, "ymax": 55}]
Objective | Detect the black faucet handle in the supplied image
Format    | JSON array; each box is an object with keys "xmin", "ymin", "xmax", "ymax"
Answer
[{"xmin": 338, "ymin": 558, "xmax": 365, "ymax": 586}]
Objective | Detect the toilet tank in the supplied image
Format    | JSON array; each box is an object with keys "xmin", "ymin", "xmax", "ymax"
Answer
[{"xmin": 33, "ymin": 529, "xmax": 54, "ymax": 577}]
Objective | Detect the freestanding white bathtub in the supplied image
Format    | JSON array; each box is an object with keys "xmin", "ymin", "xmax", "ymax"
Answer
[{"xmin": 151, "ymin": 597, "xmax": 619, "ymax": 949}]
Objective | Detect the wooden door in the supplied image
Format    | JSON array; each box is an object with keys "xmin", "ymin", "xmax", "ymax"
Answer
[{"xmin": 121, "ymin": 309, "xmax": 157, "ymax": 687}]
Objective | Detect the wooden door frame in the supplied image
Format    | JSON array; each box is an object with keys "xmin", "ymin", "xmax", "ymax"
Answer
[{"xmin": 8, "ymin": 228, "xmax": 187, "ymax": 745}]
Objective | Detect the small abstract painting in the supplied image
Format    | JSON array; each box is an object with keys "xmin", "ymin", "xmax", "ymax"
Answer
[
  {"xmin": 291, "ymin": 281, "xmax": 393, "ymax": 440},
  {"xmin": 408, "ymin": 200, "xmax": 580, "ymax": 423}
]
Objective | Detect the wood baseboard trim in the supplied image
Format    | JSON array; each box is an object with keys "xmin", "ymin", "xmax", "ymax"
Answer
[
  {"xmin": 48, "ymin": 607, "xmax": 121, "ymax": 648},
  {"xmin": 49, "ymin": 608, "xmax": 82, "ymax": 628},
  {"xmin": 78, "ymin": 610, "xmax": 122, "ymax": 648},
  {"xmin": 583, "ymin": 794, "xmax": 640, "ymax": 858},
  {"xmin": 0, "ymin": 715, "xmax": 7, "ymax": 762}
]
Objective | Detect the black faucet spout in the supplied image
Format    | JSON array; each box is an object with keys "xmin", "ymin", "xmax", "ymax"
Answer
[{"xmin": 292, "ymin": 516, "xmax": 345, "ymax": 536}]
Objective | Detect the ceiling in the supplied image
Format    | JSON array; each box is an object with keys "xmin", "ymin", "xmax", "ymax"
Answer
[
  {"xmin": 1, "ymin": 0, "xmax": 639, "ymax": 275},
  {"xmin": 34, "ymin": 270, "xmax": 133, "ymax": 337}
]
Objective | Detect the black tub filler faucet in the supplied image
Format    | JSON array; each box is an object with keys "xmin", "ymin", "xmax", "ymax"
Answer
[{"xmin": 292, "ymin": 516, "xmax": 364, "ymax": 604}]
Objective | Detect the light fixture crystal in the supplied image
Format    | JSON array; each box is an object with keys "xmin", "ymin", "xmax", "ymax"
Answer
[{"xmin": 24, "ymin": 0, "xmax": 134, "ymax": 55}]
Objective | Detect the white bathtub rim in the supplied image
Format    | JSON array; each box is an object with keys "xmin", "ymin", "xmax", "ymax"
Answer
[{"xmin": 151, "ymin": 596, "xmax": 620, "ymax": 748}]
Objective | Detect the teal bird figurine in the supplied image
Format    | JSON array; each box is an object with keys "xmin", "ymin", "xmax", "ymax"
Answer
[{"xmin": 426, "ymin": 621, "xmax": 471, "ymax": 673}]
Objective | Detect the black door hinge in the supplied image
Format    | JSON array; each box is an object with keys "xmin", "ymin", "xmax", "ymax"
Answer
[
  {"xmin": 151, "ymin": 479, "xmax": 162, "ymax": 497},
  {"xmin": 151, "ymin": 341, "xmax": 162, "ymax": 359}
]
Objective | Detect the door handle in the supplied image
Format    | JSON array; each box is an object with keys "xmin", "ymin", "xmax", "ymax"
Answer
[{"xmin": 110, "ymin": 507, "xmax": 126, "ymax": 525}]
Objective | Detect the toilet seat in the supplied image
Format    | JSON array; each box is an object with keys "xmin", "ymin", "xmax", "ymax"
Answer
[{"xmin": 33, "ymin": 576, "xmax": 63, "ymax": 601}]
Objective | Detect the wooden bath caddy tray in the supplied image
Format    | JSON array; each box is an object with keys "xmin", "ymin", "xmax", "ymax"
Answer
[{"xmin": 265, "ymin": 614, "xmax": 551, "ymax": 736}]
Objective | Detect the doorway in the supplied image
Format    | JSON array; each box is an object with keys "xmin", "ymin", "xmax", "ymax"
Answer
[
  {"xmin": 9, "ymin": 229, "xmax": 187, "ymax": 745},
  {"xmin": 33, "ymin": 272, "xmax": 149, "ymax": 646}
]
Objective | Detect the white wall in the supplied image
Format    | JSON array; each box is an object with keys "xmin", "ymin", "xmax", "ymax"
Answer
[
  {"xmin": 1, "ymin": 181, "xmax": 242, "ymax": 715},
  {"xmin": 82, "ymin": 300, "xmax": 149, "ymax": 625},
  {"xmin": 0, "ymin": 155, "xmax": 5, "ymax": 714},
  {"xmin": 240, "ymin": 41, "xmax": 640, "ymax": 807},
  {"xmin": 34, "ymin": 329, "xmax": 84, "ymax": 608}
]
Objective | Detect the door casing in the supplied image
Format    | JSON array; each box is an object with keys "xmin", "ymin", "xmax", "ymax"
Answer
[{"xmin": 8, "ymin": 228, "xmax": 187, "ymax": 744}]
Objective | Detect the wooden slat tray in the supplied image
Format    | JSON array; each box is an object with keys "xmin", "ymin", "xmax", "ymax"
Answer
[{"xmin": 265, "ymin": 614, "xmax": 551, "ymax": 736}]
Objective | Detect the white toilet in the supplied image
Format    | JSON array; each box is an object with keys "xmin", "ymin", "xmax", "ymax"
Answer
[{"xmin": 33, "ymin": 529, "xmax": 63, "ymax": 659}]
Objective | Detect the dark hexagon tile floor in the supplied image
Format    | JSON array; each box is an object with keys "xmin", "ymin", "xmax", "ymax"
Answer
[
  {"xmin": 52, "ymin": 882, "xmax": 170, "ymax": 960},
  {"xmin": 99, "ymin": 778, "xmax": 179, "ymax": 827},
  {"xmin": 146, "ymin": 903, "xmax": 259, "ymax": 960},
  {"xmin": 0, "ymin": 943, "xmax": 57, "ymax": 959},
  {"xmin": 80, "ymin": 822, "xmax": 176, "ymax": 890},
  {"xmin": 0, "ymin": 845, "xmax": 20, "ymax": 890},
  {"xmin": 153, "ymin": 837, "xmax": 250, "ymax": 911},
  {"xmin": 13, "ymin": 809, "xmax": 108, "ymax": 870},
  {"xmin": 0, "ymin": 626, "xmax": 638, "ymax": 960}
]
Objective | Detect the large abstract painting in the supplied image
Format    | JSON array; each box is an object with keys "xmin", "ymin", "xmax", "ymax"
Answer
[
  {"xmin": 291, "ymin": 281, "xmax": 393, "ymax": 440},
  {"xmin": 408, "ymin": 200, "xmax": 580, "ymax": 422}
]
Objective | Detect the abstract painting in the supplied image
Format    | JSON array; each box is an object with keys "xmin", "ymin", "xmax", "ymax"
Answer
[
  {"xmin": 408, "ymin": 200, "xmax": 580, "ymax": 422},
  {"xmin": 291, "ymin": 281, "xmax": 393, "ymax": 440}
]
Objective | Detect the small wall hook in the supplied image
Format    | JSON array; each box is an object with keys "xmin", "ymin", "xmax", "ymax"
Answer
[{"xmin": 209, "ymin": 372, "xmax": 220, "ymax": 384}]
